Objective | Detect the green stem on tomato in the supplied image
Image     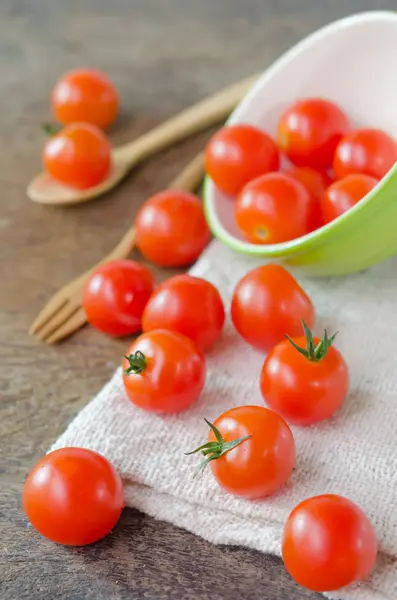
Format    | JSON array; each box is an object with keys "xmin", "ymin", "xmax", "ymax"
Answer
[
  {"xmin": 285, "ymin": 319, "xmax": 338, "ymax": 362},
  {"xmin": 124, "ymin": 350, "xmax": 147, "ymax": 375},
  {"xmin": 185, "ymin": 418, "xmax": 251, "ymax": 477}
]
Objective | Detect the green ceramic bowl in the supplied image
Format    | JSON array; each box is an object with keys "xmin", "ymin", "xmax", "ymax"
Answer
[{"xmin": 204, "ymin": 11, "xmax": 397, "ymax": 276}]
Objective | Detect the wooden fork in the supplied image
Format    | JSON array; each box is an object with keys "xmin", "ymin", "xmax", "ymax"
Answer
[{"xmin": 29, "ymin": 152, "xmax": 205, "ymax": 344}]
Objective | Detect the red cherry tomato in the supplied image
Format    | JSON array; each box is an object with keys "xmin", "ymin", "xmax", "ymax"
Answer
[
  {"xmin": 231, "ymin": 264, "xmax": 315, "ymax": 352},
  {"xmin": 235, "ymin": 172, "xmax": 313, "ymax": 244},
  {"xmin": 51, "ymin": 68, "xmax": 119, "ymax": 129},
  {"xmin": 122, "ymin": 329, "xmax": 206, "ymax": 413},
  {"xmin": 83, "ymin": 260, "xmax": 154, "ymax": 337},
  {"xmin": 23, "ymin": 448, "xmax": 124, "ymax": 546},
  {"xmin": 282, "ymin": 494, "xmax": 377, "ymax": 592},
  {"xmin": 285, "ymin": 166, "xmax": 333, "ymax": 231},
  {"xmin": 43, "ymin": 123, "xmax": 111, "ymax": 189},
  {"xmin": 277, "ymin": 98, "xmax": 349, "ymax": 170},
  {"xmin": 187, "ymin": 406, "xmax": 295, "ymax": 498},
  {"xmin": 260, "ymin": 323, "xmax": 349, "ymax": 425},
  {"xmin": 333, "ymin": 128, "xmax": 397, "ymax": 180},
  {"xmin": 135, "ymin": 190, "xmax": 211, "ymax": 267},
  {"xmin": 142, "ymin": 274, "xmax": 225, "ymax": 351},
  {"xmin": 285, "ymin": 166, "xmax": 332, "ymax": 199},
  {"xmin": 205, "ymin": 124, "xmax": 280, "ymax": 196},
  {"xmin": 321, "ymin": 174, "xmax": 378, "ymax": 224}
]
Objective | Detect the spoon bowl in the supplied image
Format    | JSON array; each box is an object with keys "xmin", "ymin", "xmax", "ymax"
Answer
[{"xmin": 204, "ymin": 11, "xmax": 397, "ymax": 276}]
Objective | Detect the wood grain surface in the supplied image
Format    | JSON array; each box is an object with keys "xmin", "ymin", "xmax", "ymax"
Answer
[{"xmin": 1, "ymin": 1, "xmax": 395, "ymax": 598}]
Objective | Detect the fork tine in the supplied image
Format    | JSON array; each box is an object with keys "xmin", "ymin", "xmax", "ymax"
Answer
[
  {"xmin": 29, "ymin": 294, "xmax": 69, "ymax": 335},
  {"xmin": 43, "ymin": 307, "xmax": 87, "ymax": 344},
  {"xmin": 34, "ymin": 302, "xmax": 81, "ymax": 341}
]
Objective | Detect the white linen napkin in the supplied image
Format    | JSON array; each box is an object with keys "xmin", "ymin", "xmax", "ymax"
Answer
[{"xmin": 53, "ymin": 240, "xmax": 397, "ymax": 600}]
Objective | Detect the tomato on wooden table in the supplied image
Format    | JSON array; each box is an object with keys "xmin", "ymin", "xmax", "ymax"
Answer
[
  {"xmin": 260, "ymin": 321, "xmax": 349, "ymax": 425},
  {"xmin": 321, "ymin": 173, "xmax": 378, "ymax": 224},
  {"xmin": 51, "ymin": 68, "xmax": 119, "ymax": 129},
  {"xmin": 135, "ymin": 190, "xmax": 211, "ymax": 267},
  {"xmin": 333, "ymin": 127, "xmax": 397, "ymax": 180},
  {"xmin": 235, "ymin": 172, "xmax": 313, "ymax": 243},
  {"xmin": 123, "ymin": 329, "xmax": 206, "ymax": 413},
  {"xmin": 23, "ymin": 447, "xmax": 124, "ymax": 546},
  {"xmin": 83, "ymin": 260, "xmax": 154, "ymax": 337},
  {"xmin": 186, "ymin": 406, "xmax": 295, "ymax": 498},
  {"xmin": 43, "ymin": 123, "xmax": 111, "ymax": 189},
  {"xmin": 282, "ymin": 494, "xmax": 377, "ymax": 591},
  {"xmin": 205, "ymin": 124, "xmax": 280, "ymax": 196},
  {"xmin": 231, "ymin": 264, "xmax": 315, "ymax": 352},
  {"xmin": 142, "ymin": 274, "xmax": 225, "ymax": 351},
  {"xmin": 277, "ymin": 98, "xmax": 350, "ymax": 170}
]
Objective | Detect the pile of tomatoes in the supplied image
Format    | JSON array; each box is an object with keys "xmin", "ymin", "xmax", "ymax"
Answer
[
  {"xmin": 24, "ymin": 257, "xmax": 378, "ymax": 593},
  {"xmin": 206, "ymin": 97, "xmax": 397, "ymax": 241},
  {"xmin": 26, "ymin": 75, "xmax": 383, "ymax": 594}
]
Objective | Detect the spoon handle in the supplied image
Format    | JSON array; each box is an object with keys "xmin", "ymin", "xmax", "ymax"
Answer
[
  {"xmin": 113, "ymin": 74, "xmax": 258, "ymax": 165},
  {"xmin": 99, "ymin": 152, "xmax": 206, "ymax": 262}
]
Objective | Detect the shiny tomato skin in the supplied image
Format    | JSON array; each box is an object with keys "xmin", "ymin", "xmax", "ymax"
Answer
[
  {"xmin": 260, "ymin": 336, "xmax": 349, "ymax": 425},
  {"xmin": 209, "ymin": 406, "xmax": 295, "ymax": 498},
  {"xmin": 205, "ymin": 124, "xmax": 280, "ymax": 196},
  {"xmin": 321, "ymin": 174, "xmax": 379, "ymax": 224},
  {"xmin": 142, "ymin": 274, "xmax": 225, "ymax": 351},
  {"xmin": 135, "ymin": 190, "xmax": 211, "ymax": 267},
  {"xmin": 51, "ymin": 68, "xmax": 119, "ymax": 129},
  {"xmin": 278, "ymin": 98, "xmax": 349, "ymax": 170},
  {"xmin": 43, "ymin": 123, "xmax": 111, "ymax": 189},
  {"xmin": 333, "ymin": 128, "xmax": 397, "ymax": 180},
  {"xmin": 23, "ymin": 448, "xmax": 124, "ymax": 546},
  {"xmin": 122, "ymin": 329, "xmax": 206, "ymax": 413},
  {"xmin": 235, "ymin": 172, "xmax": 313, "ymax": 244},
  {"xmin": 231, "ymin": 265, "xmax": 315, "ymax": 352},
  {"xmin": 282, "ymin": 494, "xmax": 378, "ymax": 592},
  {"xmin": 83, "ymin": 260, "xmax": 155, "ymax": 337}
]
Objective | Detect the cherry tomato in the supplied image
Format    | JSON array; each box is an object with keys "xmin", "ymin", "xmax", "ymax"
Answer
[
  {"xmin": 43, "ymin": 123, "xmax": 111, "ymax": 189},
  {"xmin": 135, "ymin": 190, "xmax": 211, "ymax": 267},
  {"xmin": 51, "ymin": 68, "xmax": 119, "ymax": 129},
  {"xmin": 260, "ymin": 322, "xmax": 349, "ymax": 425},
  {"xmin": 333, "ymin": 128, "xmax": 397, "ymax": 180},
  {"xmin": 285, "ymin": 167, "xmax": 333, "ymax": 231},
  {"xmin": 282, "ymin": 494, "xmax": 377, "ymax": 591},
  {"xmin": 285, "ymin": 166, "xmax": 332, "ymax": 199},
  {"xmin": 23, "ymin": 447, "xmax": 124, "ymax": 546},
  {"xmin": 187, "ymin": 406, "xmax": 295, "ymax": 498},
  {"xmin": 235, "ymin": 172, "xmax": 313, "ymax": 244},
  {"xmin": 123, "ymin": 329, "xmax": 206, "ymax": 413},
  {"xmin": 321, "ymin": 174, "xmax": 378, "ymax": 224},
  {"xmin": 205, "ymin": 124, "xmax": 280, "ymax": 196},
  {"xmin": 83, "ymin": 260, "xmax": 154, "ymax": 337},
  {"xmin": 142, "ymin": 274, "xmax": 225, "ymax": 351},
  {"xmin": 277, "ymin": 98, "xmax": 349, "ymax": 170},
  {"xmin": 231, "ymin": 264, "xmax": 315, "ymax": 352}
]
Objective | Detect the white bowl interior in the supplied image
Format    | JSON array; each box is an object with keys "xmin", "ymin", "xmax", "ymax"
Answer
[{"xmin": 206, "ymin": 11, "xmax": 397, "ymax": 246}]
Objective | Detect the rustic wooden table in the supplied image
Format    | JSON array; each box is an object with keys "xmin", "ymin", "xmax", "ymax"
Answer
[{"xmin": 1, "ymin": 1, "xmax": 394, "ymax": 598}]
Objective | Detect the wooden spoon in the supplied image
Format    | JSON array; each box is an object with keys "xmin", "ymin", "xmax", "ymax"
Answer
[{"xmin": 27, "ymin": 74, "xmax": 258, "ymax": 206}]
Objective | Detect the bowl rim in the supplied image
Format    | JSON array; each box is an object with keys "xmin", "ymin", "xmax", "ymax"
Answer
[{"xmin": 203, "ymin": 10, "xmax": 397, "ymax": 257}]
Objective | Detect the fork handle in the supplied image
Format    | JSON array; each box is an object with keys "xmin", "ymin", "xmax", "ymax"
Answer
[
  {"xmin": 93, "ymin": 152, "xmax": 205, "ymax": 266},
  {"xmin": 113, "ymin": 74, "xmax": 258, "ymax": 165}
]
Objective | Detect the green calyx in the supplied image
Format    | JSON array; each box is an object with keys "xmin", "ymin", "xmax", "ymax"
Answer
[
  {"xmin": 41, "ymin": 122, "xmax": 62, "ymax": 136},
  {"xmin": 185, "ymin": 418, "xmax": 251, "ymax": 477},
  {"xmin": 124, "ymin": 350, "xmax": 147, "ymax": 375},
  {"xmin": 286, "ymin": 319, "xmax": 338, "ymax": 362}
]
